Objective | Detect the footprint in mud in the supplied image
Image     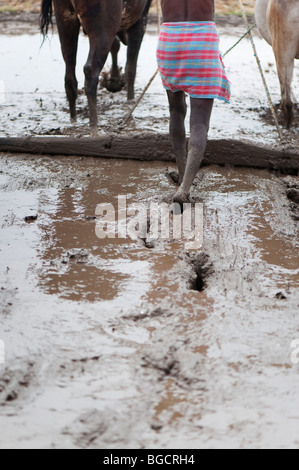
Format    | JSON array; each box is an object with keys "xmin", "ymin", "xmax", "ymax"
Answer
[
  {"xmin": 275, "ymin": 291, "xmax": 287, "ymax": 300},
  {"xmin": 61, "ymin": 408, "xmax": 136, "ymax": 448},
  {"xmin": 165, "ymin": 169, "xmax": 180, "ymax": 186},
  {"xmin": 286, "ymin": 184, "xmax": 299, "ymax": 221},
  {"xmin": 287, "ymin": 188, "xmax": 299, "ymax": 204},
  {"xmin": 24, "ymin": 214, "xmax": 38, "ymax": 223},
  {"xmin": 63, "ymin": 250, "xmax": 90, "ymax": 264},
  {"xmin": 62, "ymin": 409, "xmax": 109, "ymax": 448},
  {"xmin": 0, "ymin": 286, "xmax": 19, "ymax": 315},
  {"xmin": 141, "ymin": 343, "xmax": 207, "ymax": 390},
  {"xmin": 0, "ymin": 362, "xmax": 36, "ymax": 404},
  {"xmin": 139, "ymin": 238, "xmax": 157, "ymax": 249},
  {"xmin": 188, "ymin": 253, "xmax": 213, "ymax": 293},
  {"xmin": 122, "ymin": 307, "xmax": 172, "ymax": 322}
]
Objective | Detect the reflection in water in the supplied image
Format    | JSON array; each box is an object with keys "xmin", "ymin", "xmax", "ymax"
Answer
[
  {"xmin": 36, "ymin": 158, "xmax": 198, "ymax": 308},
  {"xmin": 34, "ymin": 161, "xmax": 299, "ymax": 310},
  {"xmin": 1, "ymin": 155, "xmax": 299, "ymax": 449}
]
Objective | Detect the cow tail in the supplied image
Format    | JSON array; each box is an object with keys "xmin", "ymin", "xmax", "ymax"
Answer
[{"xmin": 40, "ymin": 0, "xmax": 53, "ymax": 37}]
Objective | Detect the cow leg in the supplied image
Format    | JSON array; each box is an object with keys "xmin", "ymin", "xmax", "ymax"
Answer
[
  {"xmin": 54, "ymin": 0, "xmax": 80, "ymax": 121},
  {"xmin": 277, "ymin": 55, "xmax": 295, "ymax": 129},
  {"xmin": 111, "ymin": 37, "xmax": 120, "ymax": 80},
  {"xmin": 272, "ymin": 36, "xmax": 296, "ymax": 128},
  {"xmin": 125, "ymin": 0, "xmax": 151, "ymax": 100},
  {"xmin": 107, "ymin": 36, "xmax": 124, "ymax": 93},
  {"xmin": 268, "ymin": 3, "xmax": 297, "ymax": 128},
  {"xmin": 83, "ymin": 41, "xmax": 111, "ymax": 128},
  {"xmin": 80, "ymin": 6, "xmax": 122, "ymax": 129},
  {"xmin": 282, "ymin": 78, "xmax": 295, "ymax": 129}
]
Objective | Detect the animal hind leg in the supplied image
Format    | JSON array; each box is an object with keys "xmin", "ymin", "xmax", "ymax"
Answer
[
  {"xmin": 54, "ymin": 0, "xmax": 80, "ymax": 121},
  {"xmin": 79, "ymin": 1, "xmax": 123, "ymax": 128},
  {"xmin": 275, "ymin": 49, "xmax": 296, "ymax": 128},
  {"xmin": 125, "ymin": 0, "xmax": 151, "ymax": 100},
  {"xmin": 106, "ymin": 37, "xmax": 124, "ymax": 93},
  {"xmin": 83, "ymin": 40, "xmax": 113, "ymax": 128},
  {"xmin": 268, "ymin": 4, "xmax": 297, "ymax": 128}
]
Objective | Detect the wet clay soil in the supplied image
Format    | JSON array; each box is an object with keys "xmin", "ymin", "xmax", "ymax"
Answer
[
  {"xmin": 0, "ymin": 154, "xmax": 298, "ymax": 449},
  {"xmin": 0, "ymin": 17, "xmax": 298, "ymax": 147},
  {"xmin": 0, "ymin": 15, "xmax": 299, "ymax": 449}
]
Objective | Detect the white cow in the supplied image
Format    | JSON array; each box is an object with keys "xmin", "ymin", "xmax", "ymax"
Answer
[{"xmin": 255, "ymin": 0, "xmax": 299, "ymax": 128}]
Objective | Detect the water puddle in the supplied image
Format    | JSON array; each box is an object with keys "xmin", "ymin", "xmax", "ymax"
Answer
[{"xmin": 0, "ymin": 24, "xmax": 298, "ymax": 147}]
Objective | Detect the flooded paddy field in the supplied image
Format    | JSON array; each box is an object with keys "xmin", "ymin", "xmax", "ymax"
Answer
[
  {"xmin": 0, "ymin": 14, "xmax": 299, "ymax": 449},
  {"xmin": 0, "ymin": 14, "xmax": 298, "ymax": 146}
]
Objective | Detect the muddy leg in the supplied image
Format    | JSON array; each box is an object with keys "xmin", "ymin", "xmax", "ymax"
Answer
[
  {"xmin": 83, "ymin": 44, "xmax": 109, "ymax": 129},
  {"xmin": 275, "ymin": 53, "xmax": 296, "ymax": 129},
  {"xmin": 174, "ymin": 98, "xmax": 213, "ymax": 206},
  {"xmin": 272, "ymin": 38, "xmax": 296, "ymax": 128},
  {"xmin": 107, "ymin": 36, "xmax": 124, "ymax": 93},
  {"xmin": 81, "ymin": 5, "xmax": 122, "ymax": 129},
  {"xmin": 54, "ymin": 2, "xmax": 80, "ymax": 121},
  {"xmin": 167, "ymin": 90, "xmax": 187, "ymax": 184},
  {"xmin": 126, "ymin": 0, "xmax": 151, "ymax": 100},
  {"xmin": 269, "ymin": 6, "xmax": 297, "ymax": 129}
]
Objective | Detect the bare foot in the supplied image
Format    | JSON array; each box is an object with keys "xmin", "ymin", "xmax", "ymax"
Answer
[{"xmin": 173, "ymin": 188, "xmax": 190, "ymax": 208}]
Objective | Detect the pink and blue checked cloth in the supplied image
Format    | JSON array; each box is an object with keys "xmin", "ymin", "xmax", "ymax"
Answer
[{"xmin": 157, "ymin": 22, "xmax": 231, "ymax": 102}]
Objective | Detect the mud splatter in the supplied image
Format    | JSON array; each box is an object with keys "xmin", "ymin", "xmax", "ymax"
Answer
[{"xmin": 0, "ymin": 16, "xmax": 299, "ymax": 450}]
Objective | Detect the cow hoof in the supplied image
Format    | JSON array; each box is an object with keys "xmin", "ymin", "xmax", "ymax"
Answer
[
  {"xmin": 100, "ymin": 69, "xmax": 125, "ymax": 93},
  {"xmin": 106, "ymin": 77, "xmax": 125, "ymax": 93}
]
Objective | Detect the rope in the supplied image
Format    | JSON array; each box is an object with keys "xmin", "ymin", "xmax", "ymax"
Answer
[
  {"xmin": 222, "ymin": 23, "xmax": 256, "ymax": 58},
  {"xmin": 120, "ymin": 20, "xmax": 254, "ymax": 128},
  {"xmin": 238, "ymin": 0, "xmax": 283, "ymax": 140},
  {"xmin": 120, "ymin": 1, "xmax": 284, "ymax": 141},
  {"xmin": 121, "ymin": 68, "xmax": 159, "ymax": 128}
]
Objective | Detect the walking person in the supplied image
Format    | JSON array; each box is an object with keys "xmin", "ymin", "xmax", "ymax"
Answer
[{"xmin": 157, "ymin": 0, "xmax": 231, "ymax": 205}]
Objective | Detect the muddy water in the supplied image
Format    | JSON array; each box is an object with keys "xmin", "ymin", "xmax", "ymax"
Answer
[
  {"xmin": 0, "ymin": 16, "xmax": 299, "ymax": 449},
  {"xmin": 0, "ymin": 22, "xmax": 298, "ymax": 146},
  {"xmin": 0, "ymin": 153, "xmax": 298, "ymax": 449}
]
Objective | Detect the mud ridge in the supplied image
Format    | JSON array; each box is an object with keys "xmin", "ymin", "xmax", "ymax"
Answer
[
  {"xmin": 61, "ymin": 408, "xmax": 109, "ymax": 448},
  {"xmin": 122, "ymin": 307, "xmax": 173, "ymax": 322},
  {"xmin": 189, "ymin": 253, "xmax": 213, "ymax": 293},
  {"xmin": 287, "ymin": 185, "xmax": 299, "ymax": 221},
  {"xmin": 141, "ymin": 343, "xmax": 207, "ymax": 391},
  {"xmin": 61, "ymin": 405, "xmax": 151, "ymax": 449},
  {"xmin": 0, "ymin": 361, "xmax": 38, "ymax": 405}
]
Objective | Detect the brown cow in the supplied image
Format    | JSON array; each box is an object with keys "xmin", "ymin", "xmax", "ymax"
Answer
[{"xmin": 40, "ymin": 0, "xmax": 152, "ymax": 128}]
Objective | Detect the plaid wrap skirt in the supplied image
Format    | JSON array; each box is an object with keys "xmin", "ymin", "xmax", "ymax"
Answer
[{"xmin": 157, "ymin": 21, "xmax": 231, "ymax": 102}]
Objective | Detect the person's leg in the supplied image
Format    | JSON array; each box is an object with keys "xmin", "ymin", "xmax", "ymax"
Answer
[
  {"xmin": 167, "ymin": 90, "xmax": 187, "ymax": 184},
  {"xmin": 174, "ymin": 98, "xmax": 214, "ymax": 205}
]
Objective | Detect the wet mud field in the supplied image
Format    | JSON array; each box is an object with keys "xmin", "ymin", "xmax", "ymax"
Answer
[{"xmin": 0, "ymin": 14, "xmax": 299, "ymax": 449}]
